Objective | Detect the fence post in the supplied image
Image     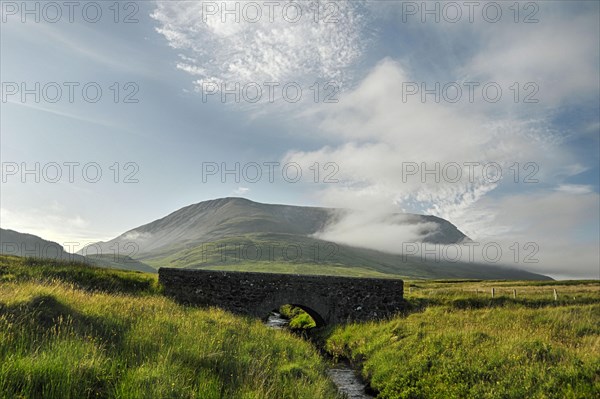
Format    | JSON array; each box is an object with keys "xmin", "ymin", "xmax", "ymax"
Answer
[
  {"xmin": 491, "ymin": 288, "xmax": 495, "ymax": 298},
  {"xmin": 553, "ymin": 289, "xmax": 558, "ymax": 301},
  {"xmin": 513, "ymin": 289, "xmax": 517, "ymax": 299}
]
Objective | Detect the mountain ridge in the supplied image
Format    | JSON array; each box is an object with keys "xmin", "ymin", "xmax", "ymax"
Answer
[
  {"xmin": 81, "ymin": 197, "xmax": 469, "ymax": 256},
  {"xmin": 78, "ymin": 197, "xmax": 550, "ymax": 280},
  {"xmin": 1, "ymin": 198, "xmax": 551, "ymax": 280}
]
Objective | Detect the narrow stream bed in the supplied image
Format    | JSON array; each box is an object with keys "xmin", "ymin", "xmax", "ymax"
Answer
[{"xmin": 266, "ymin": 312, "xmax": 375, "ymax": 399}]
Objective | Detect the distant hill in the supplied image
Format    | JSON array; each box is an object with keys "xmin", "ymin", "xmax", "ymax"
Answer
[
  {"xmin": 80, "ymin": 198, "xmax": 550, "ymax": 280},
  {"xmin": 83, "ymin": 254, "xmax": 157, "ymax": 273},
  {"xmin": 0, "ymin": 228, "xmax": 154, "ymax": 273},
  {"xmin": 0, "ymin": 228, "xmax": 83, "ymax": 262}
]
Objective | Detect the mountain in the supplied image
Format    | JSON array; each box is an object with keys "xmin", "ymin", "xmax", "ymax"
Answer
[{"xmin": 81, "ymin": 198, "xmax": 551, "ymax": 280}]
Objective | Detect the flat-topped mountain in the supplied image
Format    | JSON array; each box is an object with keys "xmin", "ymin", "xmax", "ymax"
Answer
[
  {"xmin": 79, "ymin": 198, "xmax": 550, "ymax": 280},
  {"xmin": 86, "ymin": 197, "xmax": 468, "ymax": 255}
]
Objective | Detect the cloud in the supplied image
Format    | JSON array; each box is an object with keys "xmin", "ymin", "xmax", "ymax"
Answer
[
  {"xmin": 122, "ymin": 231, "xmax": 152, "ymax": 241},
  {"xmin": 314, "ymin": 209, "xmax": 441, "ymax": 253},
  {"xmin": 151, "ymin": 1, "xmax": 368, "ymax": 91},
  {"xmin": 6, "ymin": 21, "xmax": 155, "ymax": 78},
  {"xmin": 4, "ymin": 100, "xmax": 120, "ymax": 130},
  {"xmin": 455, "ymin": 190, "xmax": 600, "ymax": 279},
  {"xmin": 462, "ymin": 9, "xmax": 600, "ymax": 106},
  {"xmin": 555, "ymin": 185, "xmax": 594, "ymax": 195},
  {"xmin": 283, "ymin": 52, "xmax": 597, "ymax": 277},
  {"xmin": 233, "ymin": 187, "xmax": 251, "ymax": 195},
  {"xmin": 310, "ymin": 190, "xmax": 600, "ymax": 279},
  {"xmin": 149, "ymin": 1, "xmax": 598, "ymax": 278},
  {"xmin": 285, "ymin": 59, "xmax": 581, "ymax": 213}
]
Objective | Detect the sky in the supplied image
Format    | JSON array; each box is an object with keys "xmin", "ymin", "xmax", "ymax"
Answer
[{"xmin": 1, "ymin": 0, "xmax": 599, "ymax": 279}]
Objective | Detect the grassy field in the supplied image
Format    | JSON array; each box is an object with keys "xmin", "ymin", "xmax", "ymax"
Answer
[
  {"xmin": 1, "ymin": 255, "xmax": 598, "ymax": 398},
  {"xmin": 199, "ymin": 262, "xmax": 398, "ymax": 278},
  {"xmin": 324, "ymin": 280, "xmax": 600, "ymax": 399},
  {"xmin": 137, "ymin": 233, "xmax": 549, "ymax": 280},
  {"xmin": 0, "ymin": 255, "xmax": 339, "ymax": 399}
]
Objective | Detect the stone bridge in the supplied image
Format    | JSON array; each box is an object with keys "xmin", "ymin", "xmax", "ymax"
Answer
[{"xmin": 159, "ymin": 268, "xmax": 405, "ymax": 325}]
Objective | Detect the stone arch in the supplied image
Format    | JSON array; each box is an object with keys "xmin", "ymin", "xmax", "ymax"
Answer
[
  {"xmin": 289, "ymin": 304, "xmax": 326, "ymax": 327},
  {"xmin": 265, "ymin": 303, "xmax": 326, "ymax": 327},
  {"xmin": 254, "ymin": 291, "xmax": 331, "ymax": 326}
]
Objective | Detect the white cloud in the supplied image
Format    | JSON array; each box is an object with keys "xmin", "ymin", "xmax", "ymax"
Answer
[
  {"xmin": 309, "ymin": 190, "xmax": 600, "ymax": 279},
  {"xmin": 233, "ymin": 187, "xmax": 251, "ymax": 195},
  {"xmin": 314, "ymin": 209, "xmax": 441, "ymax": 253},
  {"xmin": 122, "ymin": 231, "xmax": 153, "ymax": 241},
  {"xmin": 151, "ymin": 1, "xmax": 368, "ymax": 91},
  {"xmin": 6, "ymin": 20, "xmax": 155, "ymax": 78},
  {"xmin": 149, "ymin": 1, "xmax": 598, "ymax": 278},
  {"xmin": 556, "ymin": 185, "xmax": 594, "ymax": 195},
  {"xmin": 455, "ymin": 191, "xmax": 600, "ymax": 279},
  {"xmin": 462, "ymin": 10, "xmax": 599, "ymax": 106},
  {"xmin": 285, "ymin": 59, "xmax": 580, "ymax": 212},
  {"xmin": 282, "ymin": 55, "xmax": 597, "ymax": 278}
]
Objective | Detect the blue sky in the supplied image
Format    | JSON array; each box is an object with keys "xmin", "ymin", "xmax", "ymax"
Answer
[{"xmin": 1, "ymin": 1, "xmax": 598, "ymax": 278}]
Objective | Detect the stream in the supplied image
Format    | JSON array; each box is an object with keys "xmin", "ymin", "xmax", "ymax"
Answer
[{"xmin": 266, "ymin": 312, "xmax": 375, "ymax": 399}]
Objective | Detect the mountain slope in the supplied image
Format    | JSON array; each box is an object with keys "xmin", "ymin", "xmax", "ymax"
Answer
[
  {"xmin": 81, "ymin": 198, "xmax": 550, "ymax": 280},
  {"xmin": 82, "ymin": 197, "xmax": 468, "ymax": 260}
]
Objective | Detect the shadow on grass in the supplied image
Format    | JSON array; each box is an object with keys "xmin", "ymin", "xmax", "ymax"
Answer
[{"xmin": 0, "ymin": 294, "xmax": 129, "ymax": 350}]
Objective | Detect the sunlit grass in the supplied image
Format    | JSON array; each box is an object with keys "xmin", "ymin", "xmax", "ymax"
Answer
[
  {"xmin": 3, "ymin": 254, "xmax": 598, "ymax": 398},
  {"xmin": 200, "ymin": 262, "xmax": 397, "ymax": 278},
  {"xmin": 325, "ymin": 280, "xmax": 600, "ymax": 399},
  {"xmin": 280, "ymin": 305, "xmax": 317, "ymax": 330},
  {"xmin": 0, "ymin": 256, "xmax": 339, "ymax": 399}
]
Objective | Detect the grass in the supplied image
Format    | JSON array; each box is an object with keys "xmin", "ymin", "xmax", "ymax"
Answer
[
  {"xmin": 324, "ymin": 280, "xmax": 600, "ymax": 399},
  {"xmin": 280, "ymin": 305, "xmax": 317, "ymax": 330},
  {"xmin": 0, "ymin": 255, "xmax": 339, "ymax": 399},
  {"xmin": 0, "ymin": 255, "xmax": 160, "ymax": 295},
  {"xmin": 2, "ymin": 254, "xmax": 598, "ymax": 398},
  {"xmin": 138, "ymin": 233, "xmax": 550, "ymax": 280},
  {"xmin": 199, "ymin": 262, "xmax": 398, "ymax": 278}
]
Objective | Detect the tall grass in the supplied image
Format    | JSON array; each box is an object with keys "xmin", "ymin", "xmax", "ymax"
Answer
[
  {"xmin": 325, "ymin": 282, "xmax": 600, "ymax": 399},
  {"xmin": 0, "ymin": 255, "xmax": 159, "ymax": 295},
  {"xmin": 3, "ymin": 255, "xmax": 598, "ymax": 398},
  {"xmin": 279, "ymin": 305, "xmax": 317, "ymax": 330},
  {"xmin": 0, "ymin": 256, "xmax": 339, "ymax": 399}
]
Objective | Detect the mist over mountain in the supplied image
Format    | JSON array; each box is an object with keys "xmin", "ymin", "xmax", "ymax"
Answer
[
  {"xmin": 79, "ymin": 198, "xmax": 549, "ymax": 280},
  {"xmin": 83, "ymin": 197, "xmax": 468, "ymax": 256}
]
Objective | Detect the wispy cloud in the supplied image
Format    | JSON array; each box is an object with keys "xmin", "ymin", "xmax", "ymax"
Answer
[
  {"xmin": 151, "ymin": 1, "xmax": 368, "ymax": 90},
  {"xmin": 5, "ymin": 100, "xmax": 119, "ymax": 130},
  {"xmin": 233, "ymin": 187, "xmax": 250, "ymax": 195},
  {"xmin": 7, "ymin": 22, "xmax": 155, "ymax": 78}
]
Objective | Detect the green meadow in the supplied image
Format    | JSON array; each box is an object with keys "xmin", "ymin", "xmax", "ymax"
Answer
[
  {"xmin": 0, "ymin": 256, "xmax": 338, "ymax": 399},
  {"xmin": 1, "ymin": 255, "xmax": 598, "ymax": 398},
  {"xmin": 323, "ymin": 280, "xmax": 600, "ymax": 399}
]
